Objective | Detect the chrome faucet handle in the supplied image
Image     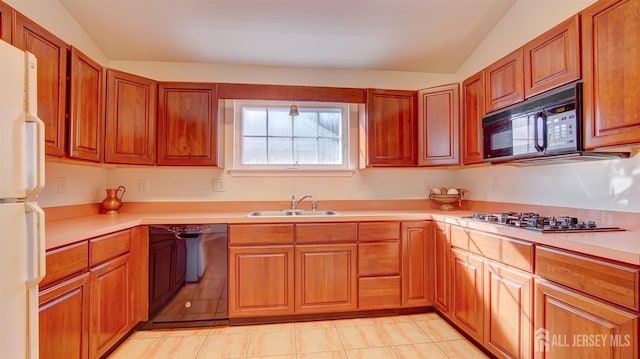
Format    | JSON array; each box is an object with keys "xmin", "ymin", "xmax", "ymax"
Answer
[
  {"xmin": 291, "ymin": 195, "xmax": 297, "ymax": 210},
  {"xmin": 312, "ymin": 199, "xmax": 317, "ymax": 211}
]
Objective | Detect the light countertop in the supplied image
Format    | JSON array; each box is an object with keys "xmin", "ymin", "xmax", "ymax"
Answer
[{"xmin": 45, "ymin": 207, "xmax": 640, "ymax": 266}]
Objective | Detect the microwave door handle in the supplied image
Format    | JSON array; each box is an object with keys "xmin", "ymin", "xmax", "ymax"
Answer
[{"xmin": 534, "ymin": 112, "xmax": 547, "ymax": 152}]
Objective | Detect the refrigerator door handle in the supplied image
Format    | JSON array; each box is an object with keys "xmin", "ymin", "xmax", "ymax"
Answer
[
  {"xmin": 24, "ymin": 112, "xmax": 45, "ymax": 199},
  {"xmin": 25, "ymin": 202, "xmax": 46, "ymax": 286}
]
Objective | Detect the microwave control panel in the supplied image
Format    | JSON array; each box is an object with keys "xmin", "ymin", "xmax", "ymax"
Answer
[{"xmin": 544, "ymin": 103, "xmax": 577, "ymax": 151}]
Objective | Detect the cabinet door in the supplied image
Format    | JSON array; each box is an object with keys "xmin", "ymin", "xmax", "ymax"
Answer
[
  {"xmin": 484, "ymin": 261, "xmax": 534, "ymax": 359},
  {"xmin": 105, "ymin": 69, "xmax": 157, "ymax": 164},
  {"xmin": 485, "ymin": 48, "xmax": 524, "ymax": 113},
  {"xmin": 296, "ymin": 244, "xmax": 357, "ymax": 313},
  {"xmin": 69, "ymin": 47, "xmax": 103, "ymax": 162},
  {"xmin": 462, "ymin": 71, "xmax": 485, "ymax": 165},
  {"xmin": 534, "ymin": 280, "xmax": 638, "ymax": 359},
  {"xmin": 148, "ymin": 239, "xmax": 173, "ymax": 317},
  {"xmin": 0, "ymin": 1, "xmax": 11, "ymax": 42},
  {"xmin": 523, "ymin": 15, "xmax": 580, "ymax": 98},
  {"xmin": 434, "ymin": 222, "xmax": 451, "ymax": 315},
  {"xmin": 130, "ymin": 226, "xmax": 149, "ymax": 324},
  {"xmin": 39, "ymin": 273, "xmax": 90, "ymax": 359},
  {"xmin": 451, "ymin": 248, "xmax": 484, "ymax": 343},
  {"xmin": 228, "ymin": 246, "xmax": 294, "ymax": 317},
  {"xmin": 401, "ymin": 221, "xmax": 434, "ymax": 307},
  {"xmin": 582, "ymin": 0, "xmax": 640, "ymax": 150},
  {"xmin": 13, "ymin": 12, "xmax": 68, "ymax": 156},
  {"xmin": 157, "ymin": 83, "xmax": 218, "ymax": 166},
  {"xmin": 417, "ymin": 84, "xmax": 460, "ymax": 166},
  {"xmin": 366, "ymin": 89, "xmax": 417, "ymax": 166},
  {"xmin": 90, "ymin": 254, "xmax": 131, "ymax": 359}
]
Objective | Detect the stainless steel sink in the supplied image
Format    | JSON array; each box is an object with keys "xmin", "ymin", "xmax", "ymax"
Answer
[{"xmin": 246, "ymin": 210, "xmax": 341, "ymax": 217}]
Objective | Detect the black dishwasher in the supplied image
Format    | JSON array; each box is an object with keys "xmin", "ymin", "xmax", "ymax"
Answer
[{"xmin": 147, "ymin": 224, "xmax": 228, "ymax": 328}]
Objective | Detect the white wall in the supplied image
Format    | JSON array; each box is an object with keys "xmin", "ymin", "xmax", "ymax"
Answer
[{"xmin": 37, "ymin": 162, "xmax": 107, "ymax": 208}]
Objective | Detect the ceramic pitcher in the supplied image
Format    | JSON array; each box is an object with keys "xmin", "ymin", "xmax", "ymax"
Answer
[{"xmin": 101, "ymin": 185, "xmax": 126, "ymax": 214}]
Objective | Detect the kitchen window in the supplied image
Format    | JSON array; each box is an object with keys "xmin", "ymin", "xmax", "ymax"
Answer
[{"xmin": 233, "ymin": 100, "xmax": 350, "ymax": 172}]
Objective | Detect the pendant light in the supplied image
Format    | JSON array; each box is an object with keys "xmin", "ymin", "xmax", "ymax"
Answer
[{"xmin": 289, "ymin": 101, "xmax": 299, "ymax": 117}]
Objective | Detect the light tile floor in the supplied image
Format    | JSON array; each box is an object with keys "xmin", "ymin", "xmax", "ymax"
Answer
[{"xmin": 108, "ymin": 313, "xmax": 490, "ymax": 359}]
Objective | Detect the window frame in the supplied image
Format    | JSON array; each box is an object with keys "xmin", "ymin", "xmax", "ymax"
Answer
[{"xmin": 232, "ymin": 100, "xmax": 351, "ymax": 171}]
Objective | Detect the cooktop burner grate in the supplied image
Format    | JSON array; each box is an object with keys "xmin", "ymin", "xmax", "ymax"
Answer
[{"xmin": 468, "ymin": 212, "xmax": 624, "ymax": 233}]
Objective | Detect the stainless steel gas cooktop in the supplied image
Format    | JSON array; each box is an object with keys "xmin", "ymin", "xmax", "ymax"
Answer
[{"xmin": 468, "ymin": 212, "xmax": 624, "ymax": 233}]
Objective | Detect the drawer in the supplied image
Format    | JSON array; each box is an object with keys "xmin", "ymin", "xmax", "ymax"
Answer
[
  {"xmin": 229, "ymin": 224, "xmax": 294, "ymax": 245},
  {"xmin": 89, "ymin": 230, "xmax": 131, "ymax": 267},
  {"xmin": 536, "ymin": 246, "xmax": 640, "ymax": 311},
  {"xmin": 40, "ymin": 241, "xmax": 89, "ymax": 289},
  {"xmin": 296, "ymin": 222, "xmax": 357, "ymax": 244},
  {"xmin": 359, "ymin": 241, "xmax": 400, "ymax": 276},
  {"xmin": 359, "ymin": 276, "xmax": 401, "ymax": 309},
  {"xmin": 450, "ymin": 226, "xmax": 533, "ymax": 272},
  {"xmin": 358, "ymin": 222, "xmax": 400, "ymax": 242}
]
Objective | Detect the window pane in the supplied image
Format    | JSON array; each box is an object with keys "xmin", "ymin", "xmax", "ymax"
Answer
[
  {"xmin": 319, "ymin": 110, "xmax": 341, "ymax": 138},
  {"xmin": 294, "ymin": 110, "xmax": 318, "ymax": 137},
  {"xmin": 319, "ymin": 138, "xmax": 341, "ymax": 164},
  {"xmin": 294, "ymin": 138, "xmax": 318, "ymax": 164},
  {"xmin": 268, "ymin": 109, "xmax": 292, "ymax": 136},
  {"xmin": 242, "ymin": 108, "xmax": 267, "ymax": 136},
  {"xmin": 268, "ymin": 137, "xmax": 293, "ymax": 164},
  {"xmin": 242, "ymin": 137, "xmax": 267, "ymax": 164}
]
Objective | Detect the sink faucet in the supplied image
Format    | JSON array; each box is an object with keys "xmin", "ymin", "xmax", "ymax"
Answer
[{"xmin": 291, "ymin": 194, "xmax": 314, "ymax": 210}]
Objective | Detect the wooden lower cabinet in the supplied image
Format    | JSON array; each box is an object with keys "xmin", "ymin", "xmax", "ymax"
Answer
[
  {"xmin": 535, "ymin": 280, "xmax": 638, "ymax": 359},
  {"xmin": 89, "ymin": 254, "xmax": 131, "ymax": 359},
  {"xmin": 434, "ymin": 222, "xmax": 451, "ymax": 315},
  {"xmin": 228, "ymin": 246, "xmax": 295, "ymax": 317},
  {"xmin": 359, "ymin": 276, "xmax": 401, "ymax": 309},
  {"xmin": 296, "ymin": 244, "xmax": 357, "ymax": 313},
  {"xmin": 39, "ymin": 273, "xmax": 90, "ymax": 359},
  {"xmin": 484, "ymin": 261, "xmax": 534, "ymax": 359},
  {"xmin": 401, "ymin": 221, "xmax": 434, "ymax": 307},
  {"xmin": 451, "ymin": 248, "xmax": 484, "ymax": 343}
]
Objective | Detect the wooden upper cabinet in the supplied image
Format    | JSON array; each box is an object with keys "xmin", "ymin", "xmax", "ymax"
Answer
[
  {"xmin": 366, "ymin": 89, "xmax": 417, "ymax": 166},
  {"xmin": 105, "ymin": 69, "xmax": 157, "ymax": 165},
  {"xmin": 524, "ymin": 14, "xmax": 580, "ymax": 98},
  {"xmin": 462, "ymin": 71, "xmax": 485, "ymax": 165},
  {"xmin": 417, "ymin": 83, "xmax": 460, "ymax": 166},
  {"xmin": 69, "ymin": 47, "xmax": 103, "ymax": 162},
  {"xmin": 582, "ymin": 0, "xmax": 640, "ymax": 150},
  {"xmin": 0, "ymin": 1, "xmax": 11, "ymax": 42},
  {"xmin": 485, "ymin": 48, "xmax": 524, "ymax": 113},
  {"xmin": 13, "ymin": 12, "xmax": 69, "ymax": 157},
  {"xmin": 157, "ymin": 83, "xmax": 219, "ymax": 166}
]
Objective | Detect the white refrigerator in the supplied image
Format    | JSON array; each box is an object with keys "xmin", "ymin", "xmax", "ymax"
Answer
[{"xmin": 0, "ymin": 40, "xmax": 46, "ymax": 359}]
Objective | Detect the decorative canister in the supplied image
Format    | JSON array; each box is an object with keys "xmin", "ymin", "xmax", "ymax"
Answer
[{"xmin": 101, "ymin": 185, "xmax": 126, "ymax": 214}]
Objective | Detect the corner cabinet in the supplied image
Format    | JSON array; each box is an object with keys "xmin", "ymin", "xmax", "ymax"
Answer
[
  {"xmin": 433, "ymin": 222, "xmax": 451, "ymax": 315},
  {"xmin": 462, "ymin": 71, "xmax": 485, "ymax": 165},
  {"xmin": 13, "ymin": 12, "xmax": 69, "ymax": 157},
  {"xmin": 105, "ymin": 69, "xmax": 157, "ymax": 165},
  {"xmin": 157, "ymin": 83, "xmax": 219, "ymax": 166},
  {"xmin": 485, "ymin": 48, "xmax": 524, "ymax": 113},
  {"xmin": 417, "ymin": 84, "xmax": 460, "ymax": 166},
  {"xmin": 366, "ymin": 89, "xmax": 417, "ymax": 166},
  {"xmin": 523, "ymin": 15, "xmax": 580, "ymax": 99},
  {"xmin": 68, "ymin": 47, "xmax": 103, "ymax": 162},
  {"xmin": 0, "ymin": 1, "xmax": 11, "ymax": 42},
  {"xmin": 582, "ymin": 0, "xmax": 640, "ymax": 150}
]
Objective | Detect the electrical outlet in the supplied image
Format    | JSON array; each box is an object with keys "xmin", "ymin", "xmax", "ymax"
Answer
[
  {"xmin": 491, "ymin": 176, "xmax": 499, "ymax": 190},
  {"xmin": 422, "ymin": 178, "xmax": 431, "ymax": 192},
  {"xmin": 138, "ymin": 179, "xmax": 149, "ymax": 193},
  {"xmin": 212, "ymin": 179, "xmax": 226, "ymax": 192},
  {"xmin": 56, "ymin": 177, "xmax": 67, "ymax": 194},
  {"xmin": 355, "ymin": 175, "xmax": 365, "ymax": 191}
]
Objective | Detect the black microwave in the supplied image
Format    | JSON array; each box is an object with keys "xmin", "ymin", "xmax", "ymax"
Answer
[
  {"xmin": 483, "ymin": 82, "xmax": 593, "ymax": 164},
  {"xmin": 482, "ymin": 82, "xmax": 629, "ymax": 165}
]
